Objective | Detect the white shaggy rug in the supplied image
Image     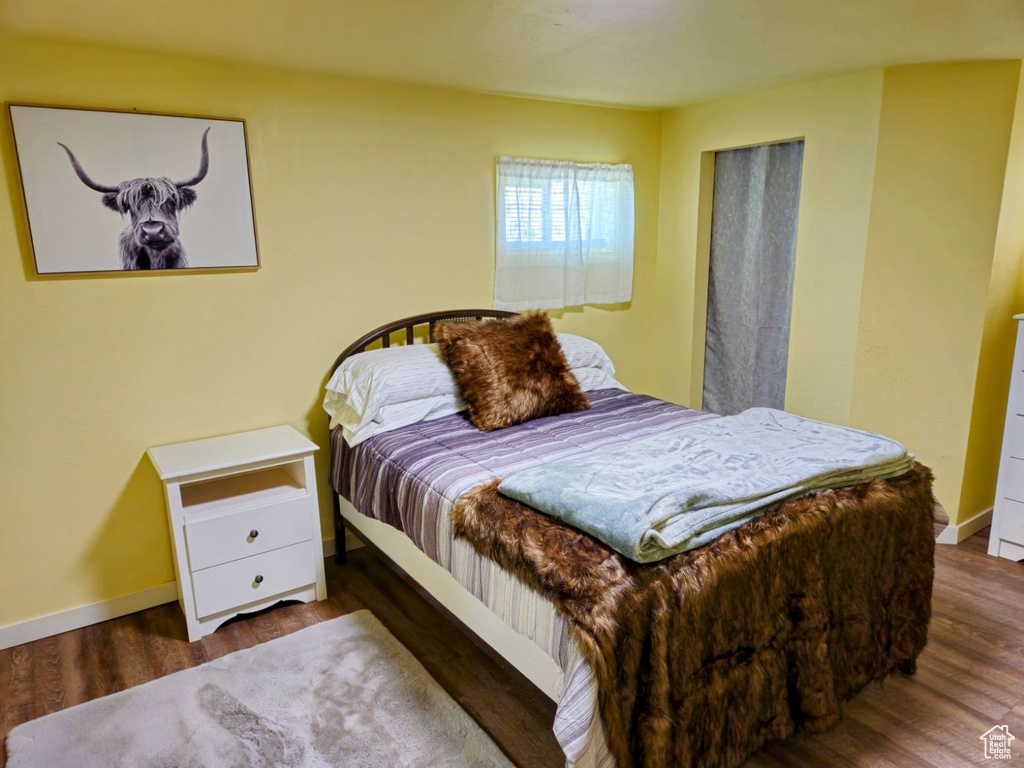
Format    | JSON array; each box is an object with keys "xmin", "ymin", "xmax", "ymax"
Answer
[{"xmin": 6, "ymin": 610, "xmax": 515, "ymax": 768}]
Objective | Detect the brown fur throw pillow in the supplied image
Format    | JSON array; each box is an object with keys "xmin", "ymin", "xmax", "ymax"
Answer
[{"xmin": 436, "ymin": 311, "xmax": 590, "ymax": 431}]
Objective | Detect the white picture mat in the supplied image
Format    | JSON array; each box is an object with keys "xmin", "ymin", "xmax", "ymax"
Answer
[{"xmin": 10, "ymin": 105, "xmax": 259, "ymax": 273}]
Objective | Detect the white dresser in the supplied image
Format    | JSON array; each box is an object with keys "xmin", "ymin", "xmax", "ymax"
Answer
[
  {"xmin": 148, "ymin": 426, "xmax": 328, "ymax": 641},
  {"xmin": 990, "ymin": 314, "xmax": 1024, "ymax": 562}
]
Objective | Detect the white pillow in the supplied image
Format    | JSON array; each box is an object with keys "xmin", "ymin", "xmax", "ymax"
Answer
[
  {"xmin": 558, "ymin": 333, "xmax": 617, "ymax": 374},
  {"xmin": 573, "ymin": 366, "xmax": 627, "ymax": 393},
  {"xmin": 331, "ymin": 394, "xmax": 465, "ymax": 447},
  {"xmin": 324, "ymin": 343, "xmax": 459, "ymax": 445},
  {"xmin": 324, "ymin": 333, "xmax": 624, "ymax": 446}
]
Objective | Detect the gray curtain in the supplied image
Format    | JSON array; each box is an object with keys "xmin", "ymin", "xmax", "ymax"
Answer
[{"xmin": 702, "ymin": 141, "xmax": 804, "ymax": 416}]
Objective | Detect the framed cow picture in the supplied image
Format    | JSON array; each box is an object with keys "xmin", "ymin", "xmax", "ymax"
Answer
[{"xmin": 8, "ymin": 104, "xmax": 260, "ymax": 275}]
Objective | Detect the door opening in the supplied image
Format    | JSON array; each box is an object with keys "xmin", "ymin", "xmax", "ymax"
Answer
[{"xmin": 702, "ymin": 140, "xmax": 804, "ymax": 415}]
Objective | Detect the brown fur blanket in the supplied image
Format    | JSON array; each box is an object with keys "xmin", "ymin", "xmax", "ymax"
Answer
[{"xmin": 452, "ymin": 463, "xmax": 936, "ymax": 768}]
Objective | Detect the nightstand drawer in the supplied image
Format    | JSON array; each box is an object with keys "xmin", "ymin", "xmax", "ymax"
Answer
[
  {"xmin": 1009, "ymin": 416, "xmax": 1024, "ymax": 459},
  {"xmin": 1004, "ymin": 460, "xmax": 1024, "ymax": 503},
  {"xmin": 192, "ymin": 540, "xmax": 316, "ymax": 619},
  {"xmin": 184, "ymin": 496, "xmax": 312, "ymax": 571},
  {"xmin": 999, "ymin": 498, "xmax": 1024, "ymax": 545}
]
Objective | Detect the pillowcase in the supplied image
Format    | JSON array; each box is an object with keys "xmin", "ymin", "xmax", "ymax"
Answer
[
  {"xmin": 435, "ymin": 311, "xmax": 590, "ymax": 431},
  {"xmin": 572, "ymin": 366, "xmax": 627, "ymax": 393},
  {"xmin": 322, "ymin": 328, "xmax": 624, "ymax": 445},
  {"xmin": 558, "ymin": 332, "xmax": 617, "ymax": 374},
  {"xmin": 323, "ymin": 343, "xmax": 463, "ymax": 446}
]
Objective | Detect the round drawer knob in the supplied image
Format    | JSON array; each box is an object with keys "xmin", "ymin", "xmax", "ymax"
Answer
[
  {"xmin": 249, "ymin": 529, "xmax": 259, "ymax": 539},
  {"xmin": 254, "ymin": 574, "xmax": 264, "ymax": 584}
]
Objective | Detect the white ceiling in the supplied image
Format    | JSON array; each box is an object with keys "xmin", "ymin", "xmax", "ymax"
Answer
[{"xmin": 3, "ymin": 0, "xmax": 1023, "ymax": 109}]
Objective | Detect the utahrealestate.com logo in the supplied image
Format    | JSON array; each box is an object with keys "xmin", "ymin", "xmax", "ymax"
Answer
[{"xmin": 980, "ymin": 725, "xmax": 1015, "ymax": 760}]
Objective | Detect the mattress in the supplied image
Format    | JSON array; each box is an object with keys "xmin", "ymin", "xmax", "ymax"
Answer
[{"xmin": 331, "ymin": 389, "xmax": 713, "ymax": 767}]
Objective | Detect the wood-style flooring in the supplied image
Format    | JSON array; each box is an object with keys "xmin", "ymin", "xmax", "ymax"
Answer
[{"xmin": 1, "ymin": 527, "xmax": 1021, "ymax": 767}]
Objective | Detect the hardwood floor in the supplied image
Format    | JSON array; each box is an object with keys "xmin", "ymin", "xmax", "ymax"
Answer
[
  {"xmin": 0, "ymin": 548, "xmax": 562, "ymax": 768},
  {"xmin": 2, "ymin": 529, "xmax": 1021, "ymax": 767}
]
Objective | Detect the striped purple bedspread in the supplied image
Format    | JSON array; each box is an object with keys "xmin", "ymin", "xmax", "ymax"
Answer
[
  {"xmin": 331, "ymin": 389, "xmax": 715, "ymax": 768},
  {"xmin": 331, "ymin": 389, "xmax": 715, "ymax": 550}
]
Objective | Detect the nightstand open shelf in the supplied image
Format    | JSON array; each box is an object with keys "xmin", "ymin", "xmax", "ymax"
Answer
[
  {"xmin": 148, "ymin": 426, "xmax": 327, "ymax": 642},
  {"xmin": 180, "ymin": 465, "xmax": 308, "ymax": 521}
]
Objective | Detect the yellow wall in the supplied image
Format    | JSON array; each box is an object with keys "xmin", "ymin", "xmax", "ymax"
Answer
[
  {"xmin": 849, "ymin": 62, "xmax": 1021, "ymax": 518},
  {"xmin": 958, "ymin": 67, "xmax": 1024, "ymax": 524},
  {"xmin": 655, "ymin": 62, "xmax": 1022, "ymax": 519},
  {"xmin": 3, "ymin": 31, "xmax": 1023, "ymax": 633},
  {"xmin": 654, "ymin": 71, "xmax": 886, "ymax": 423},
  {"xmin": 0, "ymin": 35, "xmax": 662, "ymax": 628}
]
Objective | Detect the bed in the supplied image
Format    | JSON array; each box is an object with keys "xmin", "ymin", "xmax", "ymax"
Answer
[{"xmin": 327, "ymin": 309, "xmax": 935, "ymax": 768}]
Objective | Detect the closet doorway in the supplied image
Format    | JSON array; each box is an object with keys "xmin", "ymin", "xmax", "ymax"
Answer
[{"xmin": 702, "ymin": 140, "xmax": 804, "ymax": 415}]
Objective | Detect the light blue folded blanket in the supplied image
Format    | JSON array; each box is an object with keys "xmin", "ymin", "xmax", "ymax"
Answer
[{"xmin": 497, "ymin": 408, "xmax": 913, "ymax": 563}]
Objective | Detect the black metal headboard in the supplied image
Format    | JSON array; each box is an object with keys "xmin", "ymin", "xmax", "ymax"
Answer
[
  {"xmin": 329, "ymin": 309, "xmax": 518, "ymax": 375},
  {"xmin": 327, "ymin": 308, "xmax": 518, "ymax": 564}
]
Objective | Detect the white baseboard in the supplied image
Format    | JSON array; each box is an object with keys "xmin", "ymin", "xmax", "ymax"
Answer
[
  {"xmin": 0, "ymin": 581, "xmax": 179, "ymax": 651},
  {"xmin": 935, "ymin": 506, "xmax": 993, "ymax": 545},
  {"xmin": 0, "ymin": 535, "xmax": 365, "ymax": 651}
]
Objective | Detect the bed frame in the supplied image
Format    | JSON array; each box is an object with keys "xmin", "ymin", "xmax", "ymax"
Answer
[
  {"xmin": 326, "ymin": 309, "xmax": 573, "ymax": 704},
  {"xmin": 329, "ymin": 309, "xmax": 517, "ymax": 375},
  {"xmin": 329, "ymin": 309, "xmax": 516, "ymax": 563},
  {"xmin": 326, "ymin": 323, "xmax": 934, "ymax": 766}
]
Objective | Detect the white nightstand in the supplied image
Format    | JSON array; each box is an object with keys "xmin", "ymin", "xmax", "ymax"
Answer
[{"xmin": 148, "ymin": 426, "xmax": 328, "ymax": 642}]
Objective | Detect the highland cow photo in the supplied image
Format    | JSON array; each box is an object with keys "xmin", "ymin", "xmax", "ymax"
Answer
[{"xmin": 9, "ymin": 104, "xmax": 259, "ymax": 274}]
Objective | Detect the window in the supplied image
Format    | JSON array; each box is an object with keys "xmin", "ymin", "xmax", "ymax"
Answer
[
  {"xmin": 494, "ymin": 156, "xmax": 634, "ymax": 310},
  {"xmin": 504, "ymin": 186, "xmax": 545, "ymax": 243},
  {"xmin": 503, "ymin": 181, "xmax": 596, "ymax": 246}
]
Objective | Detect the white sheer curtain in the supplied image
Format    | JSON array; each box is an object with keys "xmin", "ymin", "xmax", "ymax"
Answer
[{"xmin": 494, "ymin": 156, "xmax": 634, "ymax": 310}]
